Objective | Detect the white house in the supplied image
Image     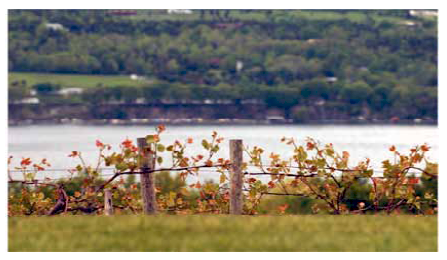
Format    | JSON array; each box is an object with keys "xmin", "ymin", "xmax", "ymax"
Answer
[
  {"xmin": 399, "ymin": 21, "xmax": 418, "ymax": 26},
  {"xmin": 58, "ymin": 88, "xmax": 84, "ymax": 95},
  {"xmin": 167, "ymin": 9, "xmax": 193, "ymax": 14},
  {"xmin": 236, "ymin": 61, "xmax": 244, "ymax": 72},
  {"xmin": 130, "ymin": 74, "xmax": 146, "ymax": 81},
  {"xmin": 409, "ymin": 10, "xmax": 438, "ymax": 17},
  {"xmin": 45, "ymin": 23, "xmax": 67, "ymax": 31},
  {"xmin": 326, "ymin": 77, "xmax": 338, "ymax": 83},
  {"xmin": 14, "ymin": 97, "xmax": 40, "ymax": 104}
]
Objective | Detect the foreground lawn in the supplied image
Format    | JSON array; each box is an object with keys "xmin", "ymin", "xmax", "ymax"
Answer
[
  {"xmin": 8, "ymin": 215, "xmax": 437, "ymax": 252},
  {"xmin": 9, "ymin": 72, "xmax": 150, "ymax": 88}
]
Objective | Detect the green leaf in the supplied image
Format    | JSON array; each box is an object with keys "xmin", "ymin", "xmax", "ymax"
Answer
[
  {"xmin": 249, "ymin": 189, "xmax": 257, "ymax": 198},
  {"xmin": 315, "ymin": 158, "xmax": 326, "ymax": 168},
  {"xmin": 362, "ymin": 169, "xmax": 374, "ymax": 177},
  {"xmin": 157, "ymin": 156, "xmax": 163, "ymax": 165},
  {"xmin": 180, "ymin": 187, "xmax": 190, "ymax": 196},
  {"xmin": 116, "ymin": 163, "xmax": 128, "ymax": 171},
  {"xmin": 220, "ymin": 173, "xmax": 226, "ymax": 184},
  {"xmin": 414, "ymin": 201, "xmax": 421, "ymax": 210},
  {"xmin": 167, "ymin": 191, "xmax": 176, "ymax": 207},
  {"xmin": 211, "ymin": 145, "xmax": 220, "ymax": 152},
  {"xmin": 146, "ymin": 135, "xmax": 156, "ymax": 143},
  {"xmin": 157, "ymin": 144, "xmax": 165, "ymax": 152},
  {"xmin": 298, "ymin": 146, "xmax": 307, "ymax": 161},
  {"xmin": 325, "ymin": 148, "xmax": 334, "ymax": 157},
  {"xmin": 202, "ymin": 139, "xmax": 210, "ymax": 150}
]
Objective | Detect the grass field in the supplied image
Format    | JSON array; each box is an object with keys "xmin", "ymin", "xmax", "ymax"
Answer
[
  {"xmin": 8, "ymin": 215, "xmax": 437, "ymax": 252},
  {"xmin": 9, "ymin": 72, "xmax": 150, "ymax": 88}
]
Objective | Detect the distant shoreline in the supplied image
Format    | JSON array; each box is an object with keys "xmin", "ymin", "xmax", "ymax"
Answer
[{"xmin": 8, "ymin": 118, "xmax": 438, "ymax": 127}]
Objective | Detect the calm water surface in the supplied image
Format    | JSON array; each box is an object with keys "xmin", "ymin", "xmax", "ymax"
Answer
[{"xmin": 8, "ymin": 124, "xmax": 438, "ymax": 181}]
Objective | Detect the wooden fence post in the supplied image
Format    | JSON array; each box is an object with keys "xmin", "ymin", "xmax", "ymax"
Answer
[
  {"xmin": 137, "ymin": 137, "xmax": 157, "ymax": 214},
  {"xmin": 104, "ymin": 189, "xmax": 113, "ymax": 215},
  {"xmin": 230, "ymin": 139, "xmax": 243, "ymax": 215}
]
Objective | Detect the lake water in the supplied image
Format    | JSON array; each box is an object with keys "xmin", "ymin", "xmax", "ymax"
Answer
[{"xmin": 8, "ymin": 124, "xmax": 438, "ymax": 182}]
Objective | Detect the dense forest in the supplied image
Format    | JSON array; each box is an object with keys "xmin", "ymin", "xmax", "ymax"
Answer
[{"xmin": 8, "ymin": 9, "xmax": 438, "ymax": 121}]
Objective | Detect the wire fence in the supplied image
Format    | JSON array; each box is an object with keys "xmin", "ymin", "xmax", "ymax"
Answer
[{"xmin": 8, "ymin": 164, "xmax": 430, "ymax": 184}]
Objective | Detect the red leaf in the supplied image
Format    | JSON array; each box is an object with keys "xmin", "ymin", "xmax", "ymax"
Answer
[
  {"xmin": 421, "ymin": 145, "xmax": 430, "ymax": 152},
  {"xmin": 68, "ymin": 151, "xmax": 79, "ymax": 157},
  {"xmin": 408, "ymin": 178, "xmax": 420, "ymax": 185},
  {"xmin": 157, "ymin": 124, "xmax": 166, "ymax": 133},
  {"xmin": 306, "ymin": 142, "xmax": 315, "ymax": 150},
  {"xmin": 20, "ymin": 158, "xmax": 31, "ymax": 166},
  {"xmin": 122, "ymin": 139, "xmax": 133, "ymax": 148},
  {"xmin": 96, "ymin": 140, "xmax": 104, "ymax": 148},
  {"xmin": 277, "ymin": 203, "xmax": 289, "ymax": 214},
  {"xmin": 248, "ymin": 178, "xmax": 257, "ymax": 184},
  {"xmin": 33, "ymin": 164, "xmax": 45, "ymax": 171}
]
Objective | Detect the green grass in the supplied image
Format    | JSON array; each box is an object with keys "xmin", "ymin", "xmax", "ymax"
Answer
[
  {"xmin": 9, "ymin": 72, "xmax": 151, "ymax": 88},
  {"xmin": 8, "ymin": 215, "xmax": 437, "ymax": 252}
]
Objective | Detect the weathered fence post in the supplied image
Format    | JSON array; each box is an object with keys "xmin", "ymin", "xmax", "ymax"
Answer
[
  {"xmin": 104, "ymin": 189, "xmax": 113, "ymax": 216},
  {"xmin": 230, "ymin": 139, "xmax": 243, "ymax": 214},
  {"xmin": 137, "ymin": 137, "xmax": 157, "ymax": 214}
]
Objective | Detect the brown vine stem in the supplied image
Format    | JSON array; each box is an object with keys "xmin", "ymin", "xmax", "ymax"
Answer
[
  {"xmin": 260, "ymin": 192, "xmax": 307, "ymax": 197},
  {"xmin": 300, "ymin": 177, "xmax": 339, "ymax": 214},
  {"xmin": 403, "ymin": 166, "xmax": 437, "ymax": 179},
  {"xmin": 245, "ymin": 172, "xmax": 317, "ymax": 178},
  {"xmin": 8, "ymin": 179, "xmax": 57, "ymax": 187}
]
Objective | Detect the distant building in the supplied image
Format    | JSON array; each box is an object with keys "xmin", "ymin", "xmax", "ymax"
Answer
[
  {"xmin": 241, "ymin": 99, "xmax": 264, "ymax": 105},
  {"xmin": 215, "ymin": 99, "xmax": 233, "ymax": 104},
  {"xmin": 266, "ymin": 115, "xmax": 288, "ymax": 124},
  {"xmin": 107, "ymin": 10, "xmax": 138, "ymax": 16},
  {"xmin": 45, "ymin": 23, "xmax": 66, "ymax": 31},
  {"xmin": 14, "ymin": 97, "xmax": 40, "ymax": 104},
  {"xmin": 326, "ymin": 77, "xmax": 338, "ymax": 83},
  {"xmin": 315, "ymin": 99, "xmax": 326, "ymax": 106},
  {"xmin": 266, "ymin": 108, "xmax": 286, "ymax": 121},
  {"xmin": 306, "ymin": 39, "xmax": 322, "ymax": 44},
  {"xmin": 236, "ymin": 61, "xmax": 244, "ymax": 72},
  {"xmin": 135, "ymin": 98, "xmax": 146, "ymax": 104},
  {"xmin": 399, "ymin": 20, "xmax": 418, "ymax": 26},
  {"xmin": 58, "ymin": 88, "xmax": 83, "ymax": 95},
  {"xmin": 409, "ymin": 10, "xmax": 438, "ymax": 17},
  {"xmin": 167, "ymin": 9, "xmax": 193, "ymax": 14},
  {"xmin": 130, "ymin": 74, "xmax": 146, "ymax": 81}
]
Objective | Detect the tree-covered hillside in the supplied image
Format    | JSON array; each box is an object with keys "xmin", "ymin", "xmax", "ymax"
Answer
[{"xmin": 8, "ymin": 9, "xmax": 438, "ymax": 120}]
